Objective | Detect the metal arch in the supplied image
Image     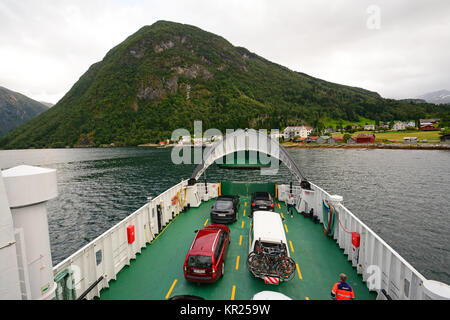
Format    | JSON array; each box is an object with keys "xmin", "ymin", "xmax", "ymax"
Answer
[{"xmin": 190, "ymin": 129, "xmax": 307, "ymax": 183}]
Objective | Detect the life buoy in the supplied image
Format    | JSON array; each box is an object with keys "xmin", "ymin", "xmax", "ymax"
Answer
[{"xmin": 171, "ymin": 195, "xmax": 178, "ymax": 205}]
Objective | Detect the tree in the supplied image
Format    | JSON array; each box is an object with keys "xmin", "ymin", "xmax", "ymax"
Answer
[{"xmin": 343, "ymin": 133, "xmax": 352, "ymax": 142}]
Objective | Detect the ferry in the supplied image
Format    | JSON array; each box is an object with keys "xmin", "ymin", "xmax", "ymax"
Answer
[{"xmin": 1, "ymin": 129, "xmax": 449, "ymax": 301}]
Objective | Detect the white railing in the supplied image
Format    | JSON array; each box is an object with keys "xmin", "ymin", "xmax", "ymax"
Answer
[
  {"xmin": 277, "ymin": 183, "xmax": 427, "ymax": 300},
  {"xmin": 52, "ymin": 179, "xmax": 194, "ymax": 300}
]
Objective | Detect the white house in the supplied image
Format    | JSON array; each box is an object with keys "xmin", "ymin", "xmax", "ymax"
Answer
[
  {"xmin": 392, "ymin": 121, "xmax": 416, "ymax": 131},
  {"xmin": 404, "ymin": 121, "xmax": 416, "ymax": 128},
  {"xmin": 392, "ymin": 121, "xmax": 406, "ymax": 131},
  {"xmin": 283, "ymin": 126, "xmax": 313, "ymax": 140},
  {"xmin": 364, "ymin": 124, "xmax": 375, "ymax": 131}
]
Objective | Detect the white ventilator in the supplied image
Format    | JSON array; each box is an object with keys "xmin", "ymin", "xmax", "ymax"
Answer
[{"xmin": 1, "ymin": 165, "xmax": 58, "ymax": 300}]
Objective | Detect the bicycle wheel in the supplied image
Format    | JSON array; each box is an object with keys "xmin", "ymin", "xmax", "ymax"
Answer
[
  {"xmin": 247, "ymin": 252, "xmax": 269, "ymax": 276},
  {"xmin": 276, "ymin": 257, "xmax": 296, "ymax": 281}
]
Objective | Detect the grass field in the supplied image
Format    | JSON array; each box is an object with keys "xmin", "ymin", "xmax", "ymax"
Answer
[
  {"xmin": 321, "ymin": 116, "xmax": 375, "ymax": 129},
  {"xmin": 331, "ymin": 130, "xmax": 441, "ymax": 142}
]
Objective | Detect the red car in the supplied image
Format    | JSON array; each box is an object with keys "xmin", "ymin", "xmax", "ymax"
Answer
[{"xmin": 183, "ymin": 224, "xmax": 230, "ymax": 283}]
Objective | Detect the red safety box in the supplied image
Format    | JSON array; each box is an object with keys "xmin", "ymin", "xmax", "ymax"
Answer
[{"xmin": 127, "ymin": 225, "xmax": 135, "ymax": 244}]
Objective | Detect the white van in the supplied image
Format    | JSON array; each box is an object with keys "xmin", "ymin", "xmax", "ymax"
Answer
[{"xmin": 248, "ymin": 211, "xmax": 290, "ymax": 257}]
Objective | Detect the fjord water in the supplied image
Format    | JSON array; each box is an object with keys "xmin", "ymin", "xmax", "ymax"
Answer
[{"xmin": 1, "ymin": 147, "xmax": 449, "ymax": 285}]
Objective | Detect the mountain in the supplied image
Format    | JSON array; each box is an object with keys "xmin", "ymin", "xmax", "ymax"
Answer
[
  {"xmin": 0, "ymin": 20, "xmax": 448, "ymax": 149},
  {"xmin": 39, "ymin": 101, "xmax": 55, "ymax": 108},
  {"xmin": 398, "ymin": 98, "xmax": 426, "ymax": 104},
  {"xmin": 0, "ymin": 86, "xmax": 49, "ymax": 137},
  {"xmin": 417, "ymin": 90, "xmax": 450, "ymax": 105}
]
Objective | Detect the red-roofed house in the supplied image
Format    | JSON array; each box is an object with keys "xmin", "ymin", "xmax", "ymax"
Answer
[
  {"xmin": 419, "ymin": 125, "xmax": 439, "ymax": 131},
  {"xmin": 356, "ymin": 134, "xmax": 375, "ymax": 143}
]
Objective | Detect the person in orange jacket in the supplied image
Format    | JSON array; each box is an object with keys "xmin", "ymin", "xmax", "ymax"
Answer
[{"xmin": 331, "ymin": 273, "xmax": 355, "ymax": 300}]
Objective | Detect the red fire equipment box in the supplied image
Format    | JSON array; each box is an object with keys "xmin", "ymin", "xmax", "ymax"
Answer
[{"xmin": 127, "ymin": 225, "xmax": 135, "ymax": 244}]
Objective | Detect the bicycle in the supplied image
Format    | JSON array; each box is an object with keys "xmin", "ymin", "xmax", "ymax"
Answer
[{"xmin": 247, "ymin": 242, "xmax": 296, "ymax": 282}]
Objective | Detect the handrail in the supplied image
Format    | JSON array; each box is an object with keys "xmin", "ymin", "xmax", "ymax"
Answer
[
  {"xmin": 277, "ymin": 182, "xmax": 427, "ymax": 299},
  {"xmin": 77, "ymin": 276, "xmax": 104, "ymax": 300}
]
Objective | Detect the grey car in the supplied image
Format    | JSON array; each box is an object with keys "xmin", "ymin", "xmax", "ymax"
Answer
[{"xmin": 210, "ymin": 195, "xmax": 240, "ymax": 224}]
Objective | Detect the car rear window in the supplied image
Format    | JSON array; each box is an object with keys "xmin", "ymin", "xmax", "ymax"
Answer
[
  {"xmin": 187, "ymin": 255, "xmax": 212, "ymax": 268},
  {"xmin": 254, "ymin": 192, "xmax": 270, "ymax": 199},
  {"xmin": 214, "ymin": 200, "xmax": 233, "ymax": 210}
]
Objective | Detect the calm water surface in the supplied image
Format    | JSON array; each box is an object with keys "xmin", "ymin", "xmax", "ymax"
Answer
[{"xmin": 0, "ymin": 147, "xmax": 448, "ymax": 284}]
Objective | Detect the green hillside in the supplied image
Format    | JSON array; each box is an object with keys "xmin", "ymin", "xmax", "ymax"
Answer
[
  {"xmin": 0, "ymin": 86, "xmax": 48, "ymax": 137},
  {"xmin": 0, "ymin": 20, "xmax": 448, "ymax": 148}
]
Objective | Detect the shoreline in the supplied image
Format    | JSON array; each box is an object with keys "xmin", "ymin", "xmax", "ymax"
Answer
[
  {"xmin": 1, "ymin": 143, "xmax": 449, "ymax": 151},
  {"xmin": 282, "ymin": 143, "xmax": 450, "ymax": 150}
]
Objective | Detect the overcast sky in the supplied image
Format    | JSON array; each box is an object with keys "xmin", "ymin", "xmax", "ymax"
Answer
[{"xmin": 1, "ymin": 0, "xmax": 449, "ymax": 104}]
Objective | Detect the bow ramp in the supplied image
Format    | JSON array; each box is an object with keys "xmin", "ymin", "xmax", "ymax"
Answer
[{"xmin": 190, "ymin": 129, "xmax": 307, "ymax": 183}]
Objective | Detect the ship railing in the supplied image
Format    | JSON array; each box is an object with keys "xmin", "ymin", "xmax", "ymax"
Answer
[
  {"xmin": 52, "ymin": 179, "xmax": 206, "ymax": 300},
  {"xmin": 277, "ymin": 183, "xmax": 427, "ymax": 300}
]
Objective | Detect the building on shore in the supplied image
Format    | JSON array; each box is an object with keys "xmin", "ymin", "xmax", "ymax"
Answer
[
  {"xmin": 392, "ymin": 121, "xmax": 416, "ymax": 131},
  {"xmin": 356, "ymin": 133, "xmax": 375, "ymax": 143},
  {"xmin": 419, "ymin": 119, "xmax": 440, "ymax": 130},
  {"xmin": 306, "ymin": 136, "xmax": 319, "ymax": 143},
  {"xmin": 317, "ymin": 136, "xmax": 331, "ymax": 144},
  {"xmin": 283, "ymin": 126, "xmax": 313, "ymax": 140},
  {"xmin": 347, "ymin": 137, "xmax": 357, "ymax": 144},
  {"xmin": 420, "ymin": 125, "xmax": 439, "ymax": 131}
]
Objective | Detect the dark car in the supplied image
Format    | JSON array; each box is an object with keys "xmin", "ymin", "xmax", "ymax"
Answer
[
  {"xmin": 183, "ymin": 224, "xmax": 230, "ymax": 283},
  {"xmin": 250, "ymin": 192, "xmax": 274, "ymax": 215},
  {"xmin": 210, "ymin": 195, "xmax": 240, "ymax": 224}
]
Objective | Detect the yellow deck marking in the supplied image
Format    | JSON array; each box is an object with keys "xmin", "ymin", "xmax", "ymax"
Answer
[
  {"xmin": 243, "ymin": 209, "xmax": 246, "ymax": 217},
  {"xmin": 296, "ymin": 264, "xmax": 303, "ymax": 280},
  {"xmin": 231, "ymin": 285, "xmax": 236, "ymax": 300},
  {"xmin": 284, "ymin": 224, "xmax": 288, "ymax": 233},
  {"xmin": 278, "ymin": 203, "xmax": 281, "ymax": 209},
  {"xmin": 204, "ymin": 219, "xmax": 208, "ymax": 226},
  {"xmin": 241, "ymin": 221, "xmax": 245, "ymax": 229},
  {"xmin": 165, "ymin": 279, "xmax": 178, "ymax": 299},
  {"xmin": 280, "ymin": 212, "xmax": 284, "ymax": 219},
  {"xmin": 289, "ymin": 240, "xmax": 294, "ymax": 253},
  {"xmin": 245, "ymin": 202, "xmax": 247, "ymax": 206},
  {"xmin": 235, "ymin": 256, "xmax": 240, "ymax": 270},
  {"xmin": 305, "ymin": 297, "xmax": 310, "ymax": 300},
  {"xmin": 239, "ymin": 235, "xmax": 242, "ymax": 246}
]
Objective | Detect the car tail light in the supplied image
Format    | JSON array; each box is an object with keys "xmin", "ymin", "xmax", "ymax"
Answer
[
  {"xmin": 270, "ymin": 203, "xmax": 274, "ymax": 208},
  {"xmin": 252, "ymin": 202, "xmax": 255, "ymax": 206}
]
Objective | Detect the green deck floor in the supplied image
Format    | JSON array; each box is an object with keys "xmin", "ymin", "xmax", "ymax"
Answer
[{"xmin": 98, "ymin": 196, "xmax": 377, "ymax": 300}]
